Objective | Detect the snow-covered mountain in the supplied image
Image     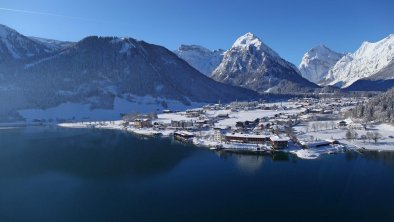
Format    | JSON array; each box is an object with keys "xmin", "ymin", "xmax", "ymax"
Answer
[
  {"xmin": 174, "ymin": 45, "xmax": 224, "ymax": 76},
  {"xmin": 346, "ymin": 61, "xmax": 394, "ymax": 91},
  {"xmin": 298, "ymin": 45, "xmax": 343, "ymax": 83},
  {"xmin": 0, "ymin": 29, "xmax": 259, "ymax": 121},
  {"xmin": 211, "ymin": 32, "xmax": 318, "ymax": 93},
  {"xmin": 0, "ymin": 24, "xmax": 51, "ymax": 62},
  {"xmin": 324, "ymin": 34, "xmax": 394, "ymax": 88},
  {"xmin": 29, "ymin": 36, "xmax": 74, "ymax": 51}
]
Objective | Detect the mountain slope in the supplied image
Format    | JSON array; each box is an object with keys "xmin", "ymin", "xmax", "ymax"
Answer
[
  {"xmin": 324, "ymin": 34, "xmax": 394, "ymax": 88},
  {"xmin": 0, "ymin": 24, "xmax": 51, "ymax": 62},
  {"xmin": 0, "ymin": 35, "xmax": 259, "ymax": 121},
  {"xmin": 211, "ymin": 33, "xmax": 318, "ymax": 93},
  {"xmin": 174, "ymin": 45, "xmax": 224, "ymax": 76},
  {"xmin": 350, "ymin": 87, "xmax": 394, "ymax": 123},
  {"xmin": 345, "ymin": 61, "xmax": 394, "ymax": 91},
  {"xmin": 29, "ymin": 36, "xmax": 74, "ymax": 51},
  {"xmin": 298, "ymin": 45, "xmax": 343, "ymax": 83}
]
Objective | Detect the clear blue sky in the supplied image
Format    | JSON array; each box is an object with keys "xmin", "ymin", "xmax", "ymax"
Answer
[{"xmin": 1, "ymin": 0, "xmax": 393, "ymax": 64}]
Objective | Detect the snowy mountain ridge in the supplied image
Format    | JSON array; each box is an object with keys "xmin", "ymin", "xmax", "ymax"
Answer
[
  {"xmin": 0, "ymin": 26, "xmax": 259, "ymax": 122},
  {"xmin": 324, "ymin": 34, "xmax": 394, "ymax": 88},
  {"xmin": 298, "ymin": 45, "xmax": 344, "ymax": 83},
  {"xmin": 29, "ymin": 36, "xmax": 74, "ymax": 51},
  {"xmin": 231, "ymin": 32, "xmax": 281, "ymax": 59},
  {"xmin": 0, "ymin": 24, "xmax": 50, "ymax": 61},
  {"xmin": 211, "ymin": 32, "xmax": 317, "ymax": 93},
  {"xmin": 174, "ymin": 44, "xmax": 224, "ymax": 76}
]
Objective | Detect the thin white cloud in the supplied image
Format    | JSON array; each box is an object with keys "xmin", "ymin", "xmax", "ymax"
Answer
[{"xmin": 0, "ymin": 7, "xmax": 100, "ymax": 22}]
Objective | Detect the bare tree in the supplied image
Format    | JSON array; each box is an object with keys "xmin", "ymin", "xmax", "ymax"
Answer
[
  {"xmin": 330, "ymin": 121, "xmax": 336, "ymax": 130},
  {"xmin": 285, "ymin": 126, "xmax": 296, "ymax": 140},
  {"xmin": 324, "ymin": 122, "xmax": 329, "ymax": 130},
  {"xmin": 366, "ymin": 132, "xmax": 374, "ymax": 143},
  {"xmin": 345, "ymin": 129, "xmax": 358, "ymax": 141},
  {"xmin": 345, "ymin": 129, "xmax": 352, "ymax": 141},
  {"xmin": 311, "ymin": 123, "xmax": 318, "ymax": 132},
  {"xmin": 315, "ymin": 123, "xmax": 321, "ymax": 131},
  {"xmin": 353, "ymin": 131, "xmax": 358, "ymax": 141},
  {"xmin": 372, "ymin": 132, "xmax": 382, "ymax": 143},
  {"xmin": 360, "ymin": 134, "xmax": 367, "ymax": 143},
  {"xmin": 122, "ymin": 121, "xmax": 129, "ymax": 128},
  {"xmin": 274, "ymin": 127, "xmax": 281, "ymax": 136},
  {"xmin": 318, "ymin": 122, "xmax": 324, "ymax": 131}
]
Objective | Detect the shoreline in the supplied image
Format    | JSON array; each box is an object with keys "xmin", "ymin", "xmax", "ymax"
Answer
[
  {"xmin": 57, "ymin": 120, "xmax": 357, "ymax": 160},
  {"xmin": 3, "ymin": 97, "xmax": 394, "ymax": 159},
  {"xmin": 2, "ymin": 120, "xmax": 391, "ymax": 159}
]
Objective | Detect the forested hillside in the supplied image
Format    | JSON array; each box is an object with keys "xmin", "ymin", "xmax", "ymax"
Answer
[{"xmin": 351, "ymin": 88, "xmax": 394, "ymax": 123}]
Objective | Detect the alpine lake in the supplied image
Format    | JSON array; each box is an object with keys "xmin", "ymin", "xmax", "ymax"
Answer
[{"xmin": 0, "ymin": 126, "xmax": 393, "ymax": 222}]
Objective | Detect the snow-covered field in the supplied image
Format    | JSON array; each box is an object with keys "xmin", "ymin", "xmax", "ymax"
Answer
[
  {"xmin": 295, "ymin": 121, "xmax": 394, "ymax": 152},
  {"xmin": 353, "ymin": 124, "xmax": 394, "ymax": 151},
  {"xmin": 214, "ymin": 108, "xmax": 301, "ymax": 128}
]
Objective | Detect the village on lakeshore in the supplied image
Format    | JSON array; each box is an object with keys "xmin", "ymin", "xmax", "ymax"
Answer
[{"xmin": 59, "ymin": 97, "xmax": 394, "ymax": 159}]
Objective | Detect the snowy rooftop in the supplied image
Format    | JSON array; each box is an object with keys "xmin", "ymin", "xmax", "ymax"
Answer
[
  {"xmin": 270, "ymin": 136, "xmax": 290, "ymax": 142},
  {"xmin": 299, "ymin": 140, "xmax": 331, "ymax": 147},
  {"xmin": 174, "ymin": 131, "xmax": 194, "ymax": 136},
  {"xmin": 225, "ymin": 133, "xmax": 270, "ymax": 138}
]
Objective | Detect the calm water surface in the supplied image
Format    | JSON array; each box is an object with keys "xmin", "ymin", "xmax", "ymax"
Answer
[{"xmin": 0, "ymin": 127, "xmax": 394, "ymax": 222}]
